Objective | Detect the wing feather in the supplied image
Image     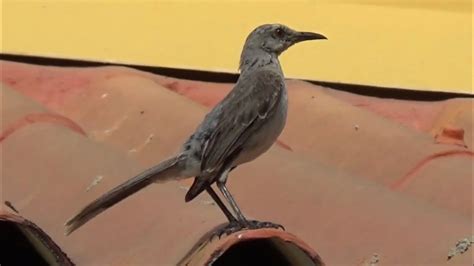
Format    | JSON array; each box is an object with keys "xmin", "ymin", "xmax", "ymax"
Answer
[{"xmin": 200, "ymin": 70, "xmax": 283, "ymax": 173}]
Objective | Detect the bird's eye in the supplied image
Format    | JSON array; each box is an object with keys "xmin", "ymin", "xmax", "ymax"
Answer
[{"xmin": 274, "ymin": 28, "xmax": 284, "ymax": 38}]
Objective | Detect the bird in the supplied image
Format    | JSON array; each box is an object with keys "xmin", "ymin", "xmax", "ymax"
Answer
[{"xmin": 65, "ymin": 23, "xmax": 327, "ymax": 235}]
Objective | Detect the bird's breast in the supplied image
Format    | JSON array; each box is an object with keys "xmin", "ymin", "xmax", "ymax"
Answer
[{"xmin": 234, "ymin": 87, "xmax": 288, "ymax": 166}]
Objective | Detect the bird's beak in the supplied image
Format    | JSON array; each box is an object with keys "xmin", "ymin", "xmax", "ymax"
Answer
[{"xmin": 292, "ymin": 31, "xmax": 327, "ymax": 43}]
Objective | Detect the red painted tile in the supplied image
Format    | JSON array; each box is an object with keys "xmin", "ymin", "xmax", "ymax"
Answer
[
  {"xmin": 1, "ymin": 86, "xmax": 86, "ymax": 142},
  {"xmin": 2, "ymin": 61, "xmax": 473, "ymax": 264}
]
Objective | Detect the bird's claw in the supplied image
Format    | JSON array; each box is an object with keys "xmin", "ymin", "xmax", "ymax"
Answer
[
  {"xmin": 246, "ymin": 220, "xmax": 285, "ymax": 231},
  {"xmin": 211, "ymin": 220, "xmax": 285, "ymax": 240},
  {"xmin": 212, "ymin": 221, "xmax": 245, "ymax": 240}
]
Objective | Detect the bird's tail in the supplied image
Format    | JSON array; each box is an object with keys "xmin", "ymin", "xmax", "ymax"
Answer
[{"xmin": 65, "ymin": 156, "xmax": 183, "ymax": 235}]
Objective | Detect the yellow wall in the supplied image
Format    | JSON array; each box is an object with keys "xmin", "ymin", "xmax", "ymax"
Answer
[{"xmin": 1, "ymin": 0, "xmax": 472, "ymax": 94}]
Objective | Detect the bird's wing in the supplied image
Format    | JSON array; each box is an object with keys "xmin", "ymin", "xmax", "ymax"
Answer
[{"xmin": 200, "ymin": 70, "xmax": 283, "ymax": 174}]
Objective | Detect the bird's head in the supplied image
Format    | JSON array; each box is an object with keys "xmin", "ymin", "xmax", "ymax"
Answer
[{"xmin": 243, "ymin": 24, "xmax": 327, "ymax": 56}]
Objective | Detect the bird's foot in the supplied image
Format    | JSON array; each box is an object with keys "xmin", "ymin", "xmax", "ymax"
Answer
[
  {"xmin": 246, "ymin": 220, "xmax": 285, "ymax": 231},
  {"xmin": 211, "ymin": 220, "xmax": 285, "ymax": 240},
  {"xmin": 212, "ymin": 221, "xmax": 246, "ymax": 239}
]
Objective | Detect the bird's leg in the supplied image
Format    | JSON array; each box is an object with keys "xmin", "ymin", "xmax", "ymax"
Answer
[
  {"xmin": 216, "ymin": 182, "xmax": 284, "ymax": 231},
  {"xmin": 216, "ymin": 182, "xmax": 248, "ymax": 223},
  {"xmin": 221, "ymin": 165, "xmax": 288, "ymax": 231},
  {"xmin": 212, "ymin": 167, "xmax": 284, "ymax": 237},
  {"xmin": 206, "ymin": 186, "xmax": 246, "ymax": 238},
  {"xmin": 205, "ymin": 186, "xmax": 237, "ymax": 223}
]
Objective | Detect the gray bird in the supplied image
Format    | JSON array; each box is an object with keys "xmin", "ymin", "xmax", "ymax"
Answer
[{"xmin": 65, "ymin": 24, "xmax": 326, "ymax": 235}]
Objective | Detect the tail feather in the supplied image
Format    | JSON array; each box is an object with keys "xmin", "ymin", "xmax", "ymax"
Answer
[{"xmin": 65, "ymin": 156, "xmax": 182, "ymax": 235}]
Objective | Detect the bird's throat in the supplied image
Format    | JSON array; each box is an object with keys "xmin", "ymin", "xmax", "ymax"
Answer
[{"xmin": 239, "ymin": 52, "xmax": 282, "ymax": 74}]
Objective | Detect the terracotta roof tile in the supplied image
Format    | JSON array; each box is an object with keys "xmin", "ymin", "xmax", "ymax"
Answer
[{"xmin": 1, "ymin": 60, "xmax": 472, "ymax": 264}]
